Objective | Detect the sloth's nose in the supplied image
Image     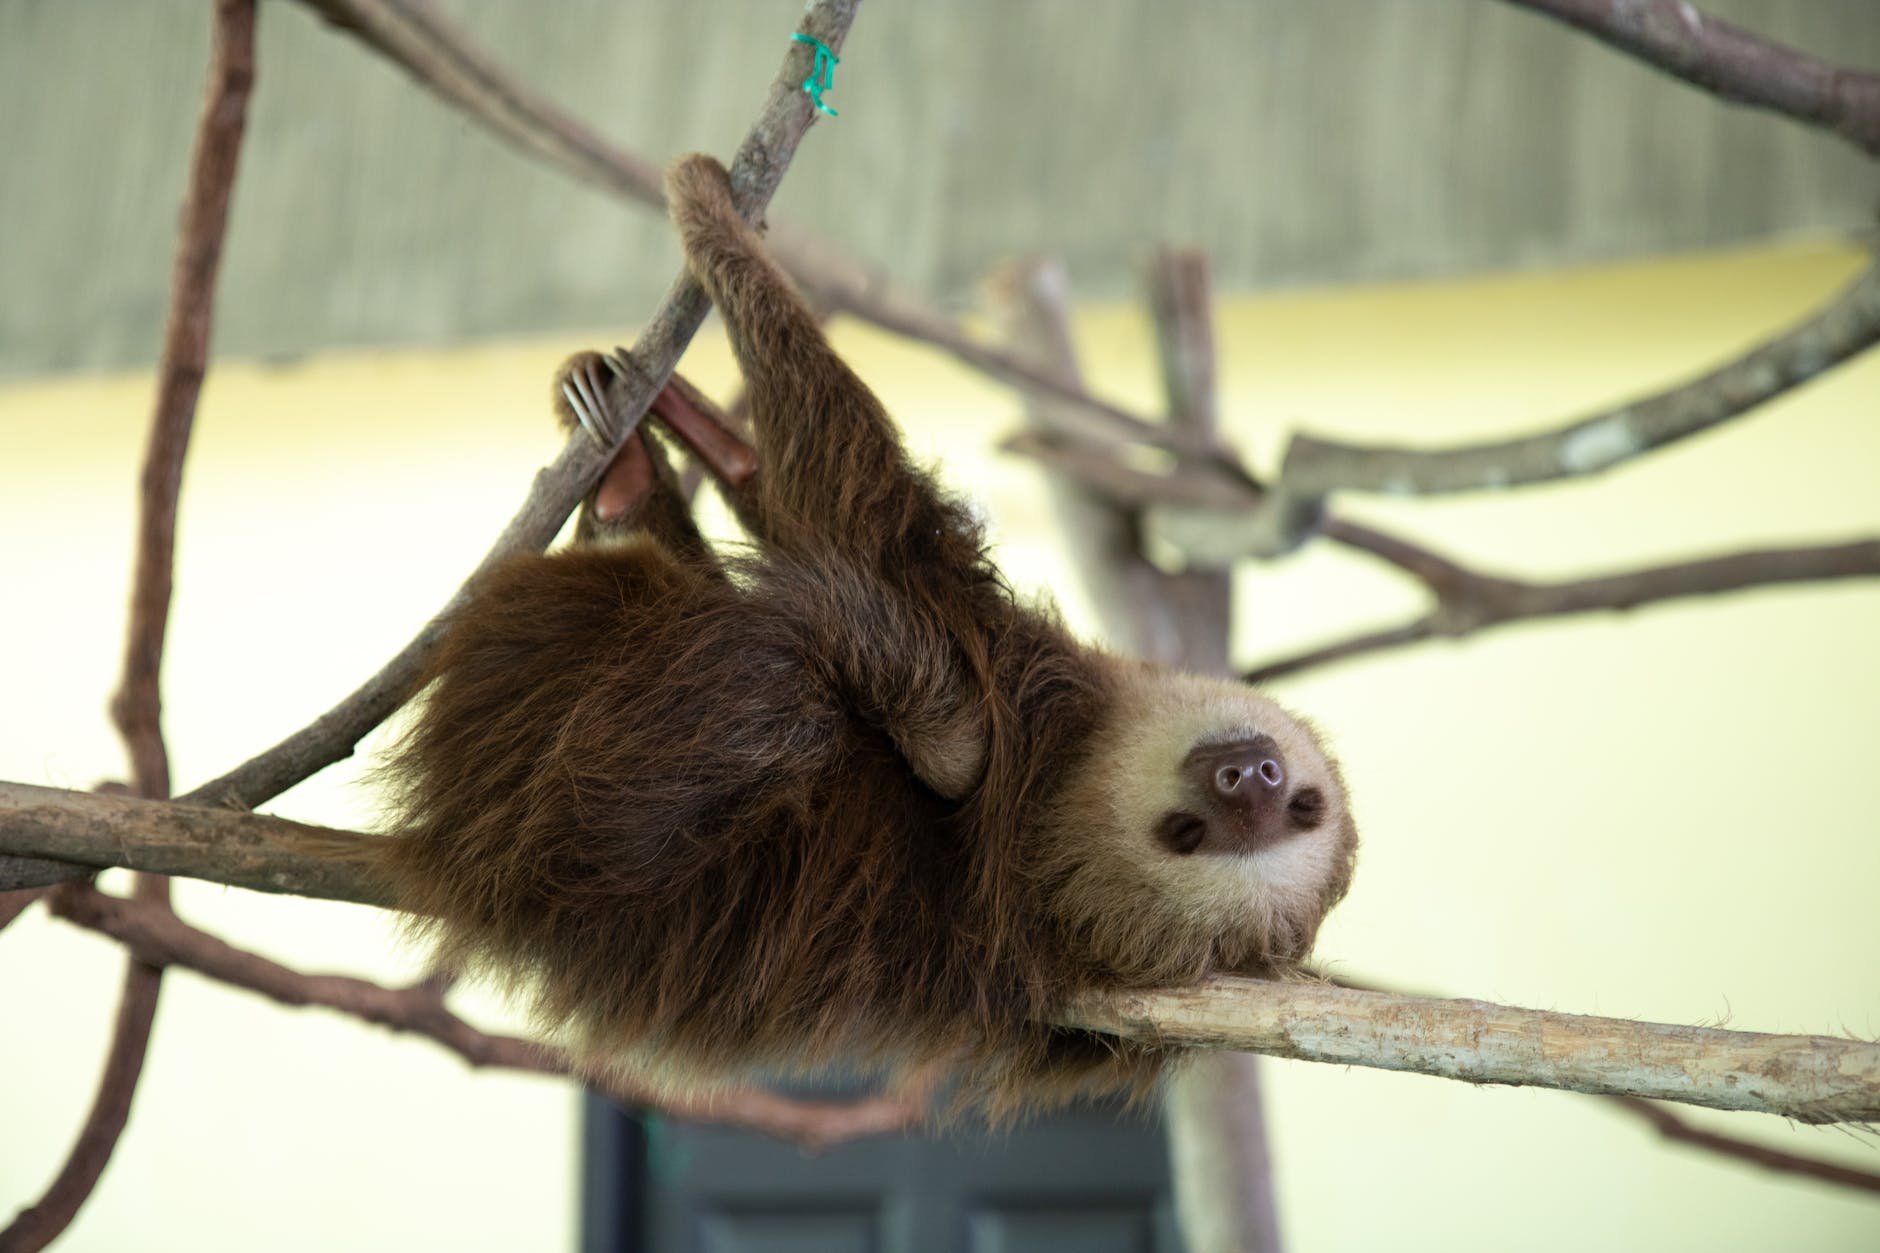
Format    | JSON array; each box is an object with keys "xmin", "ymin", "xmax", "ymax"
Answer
[{"xmin": 1187, "ymin": 737, "xmax": 1286, "ymax": 807}]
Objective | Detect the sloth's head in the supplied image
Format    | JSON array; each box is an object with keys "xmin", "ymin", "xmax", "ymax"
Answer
[{"xmin": 1041, "ymin": 662, "xmax": 1359, "ymax": 983}]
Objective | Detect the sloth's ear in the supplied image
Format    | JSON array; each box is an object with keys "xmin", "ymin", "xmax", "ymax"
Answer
[{"xmin": 892, "ymin": 702, "xmax": 988, "ymax": 801}]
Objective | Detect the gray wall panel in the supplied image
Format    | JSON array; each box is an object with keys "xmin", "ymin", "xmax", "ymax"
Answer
[{"xmin": 0, "ymin": 0, "xmax": 1874, "ymax": 377}]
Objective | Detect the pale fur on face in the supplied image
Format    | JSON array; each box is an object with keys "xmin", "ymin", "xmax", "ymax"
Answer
[{"xmin": 1039, "ymin": 661, "xmax": 1357, "ymax": 984}]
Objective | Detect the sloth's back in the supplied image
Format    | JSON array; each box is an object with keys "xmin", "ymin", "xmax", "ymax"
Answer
[{"xmin": 380, "ymin": 539, "xmax": 980, "ymax": 1068}]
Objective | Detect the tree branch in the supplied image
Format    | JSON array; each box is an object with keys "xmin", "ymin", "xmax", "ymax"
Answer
[
  {"xmin": 1609, "ymin": 1096, "xmax": 1880, "ymax": 1195},
  {"xmin": 7, "ymin": 781, "xmax": 1877, "ymax": 1126},
  {"xmin": 1060, "ymin": 979, "xmax": 1880, "ymax": 1124},
  {"xmin": 281, "ymin": 0, "xmax": 1238, "ymax": 465},
  {"xmin": 1246, "ymin": 530, "xmax": 1880, "ymax": 683},
  {"xmin": 2, "ymin": 6, "xmax": 256, "ymax": 1249},
  {"xmin": 172, "ymin": 0, "xmax": 859, "ymax": 821},
  {"xmin": 0, "ymin": 782, "xmax": 392, "ymax": 907},
  {"xmin": 48, "ymin": 884, "xmax": 929, "ymax": 1155},
  {"xmin": 1321, "ymin": 967, "xmax": 1880, "ymax": 1195},
  {"xmin": 1138, "ymin": 249, "xmax": 1283, "ymax": 1253},
  {"xmin": 1501, "ymin": 0, "xmax": 1880, "ymax": 157},
  {"xmin": 1279, "ymin": 258, "xmax": 1880, "ymax": 499}
]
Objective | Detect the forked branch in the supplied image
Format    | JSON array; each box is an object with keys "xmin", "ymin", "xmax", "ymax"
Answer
[{"xmin": 176, "ymin": 0, "xmax": 860, "ymax": 820}]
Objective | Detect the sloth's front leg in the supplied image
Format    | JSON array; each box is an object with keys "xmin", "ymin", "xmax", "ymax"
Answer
[{"xmin": 552, "ymin": 351, "xmax": 735, "ymax": 566}]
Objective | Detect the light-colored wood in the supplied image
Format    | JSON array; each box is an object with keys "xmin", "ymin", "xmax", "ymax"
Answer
[{"xmin": 1060, "ymin": 977, "xmax": 1880, "ymax": 1124}]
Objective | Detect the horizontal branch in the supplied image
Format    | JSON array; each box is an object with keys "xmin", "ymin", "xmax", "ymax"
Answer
[
  {"xmin": 1059, "ymin": 979, "xmax": 1880, "ymax": 1124},
  {"xmin": 0, "ymin": 781, "xmax": 392, "ymax": 907},
  {"xmin": 1503, "ymin": 0, "xmax": 1880, "ymax": 157},
  {"xmin": 50, "ymin": 883, "xmax": 926, "ymax": 1153},
  {"xmin": 9, "ymin": 781, "xmax": 1878, "ymax": 1124},
  {"xmin": 1246, "ymin": 530, "xmax": 1880, "ymax": 682}
]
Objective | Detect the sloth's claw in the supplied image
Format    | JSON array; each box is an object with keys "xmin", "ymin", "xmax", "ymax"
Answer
[{"xmin": 562, "ymin": 356, "xmax": 616, "ymax": 449}]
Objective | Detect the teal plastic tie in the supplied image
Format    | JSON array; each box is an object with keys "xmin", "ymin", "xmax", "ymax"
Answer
[{"xmin": 791, "ymin": 31, "xmax": 841, "ymax": 117}]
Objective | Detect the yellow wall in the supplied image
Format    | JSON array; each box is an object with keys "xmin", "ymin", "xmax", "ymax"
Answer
[{"xmin": 3, "ymin": 242, "xmax": 1877, "ymax": 1250}]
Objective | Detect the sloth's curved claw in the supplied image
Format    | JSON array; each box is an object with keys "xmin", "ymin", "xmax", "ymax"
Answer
[{"xmin": 562, "ymin": 356, "xmax": 615, "ymax": 449}]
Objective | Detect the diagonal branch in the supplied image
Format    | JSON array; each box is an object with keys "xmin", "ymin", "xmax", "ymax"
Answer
[
  {"xmin": 281, "ymin": 0, "xmax": 1228, "ymax": 463},
  {"xmin": 173, "ymin": 0, "xmax": 860, "ymax": 822},
  {"xmin": 1277, "ymin": 257, "xmax": 1880, "ymax": 499},
  {"xmin": 1610, "ymin": 1096, "xmax": 1880, "ymax": 1195},
  {"xmin": 1246, "ymin": 528, "xmax": 1880, "ymax": 683},
  {"xmin": 49, "ymin": 884, "xmax": 929, "ymax": 1155},
  {"xmin": 6, "ymin": 781, "xmax": 1877, "ymax": 1126},
  {"xmin": 1501, "ymin": 0, "xmax": 1880, "ymax": 157},
  {"xmin": 1, "ymin": 5, "xmax": 257, "ymax": 1250}
]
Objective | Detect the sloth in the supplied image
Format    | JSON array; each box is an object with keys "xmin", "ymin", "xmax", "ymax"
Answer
[{"xmin": 376, "ymin": 154, "xmax": 1359, "ymax": 1115}]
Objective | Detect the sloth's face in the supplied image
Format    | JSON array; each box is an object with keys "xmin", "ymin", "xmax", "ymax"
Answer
[{"xmin": 1043, "ymin": 663, "xmax": 1358, "ymax": 978}]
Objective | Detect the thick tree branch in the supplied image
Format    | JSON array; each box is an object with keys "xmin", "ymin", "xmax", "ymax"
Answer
[
  {"xmin": 1060, "ymin": 979, "xmax": 1880, "ymax": 1124},
  {"xmin": 1502, "ymin": 0, "xmax": 1880, "ymax": 157},
  {"xmin": 1, "ymin": 7, "xmax": 256, "ymax": 1251},
  {"xmin": 0, "ymin": 782, "xmax": 392, "ymax": 907},
  {"xmin": 7, "ymin": 782, "xmax": 1877, "ymax": 1126},
  {"xmin": 1246, "ymin": 530, "xmax": 1880, "ymax": 683},
  {"xmin": 48, "ymin": 884, "xmax": 929, "ymax": 1155},
  {"xmin": 174, "ymin": 0, "xmax": 859, "ymax": 820},
  {"xmin": 1323, "ymin": 968, "xmax": 1880, "ymax": 1195}
]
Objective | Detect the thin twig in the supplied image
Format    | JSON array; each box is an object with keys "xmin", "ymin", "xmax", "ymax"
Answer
[
  {"xmin": 1246, "ymin": 530, "xmax": 1880, "ymax": 683},
  {"xmin": 1608, "ymin": 1096, "xmax": 1880, "ymax": 1194},
  {"xmin": 177, "ymin": 0, "xmax": 860, "ymax": 819},
  {"xmin": 1502, "ymin": 0, "xmax": 1880, "ymax": 157},
  {"xmin": 0, "ymin": 6, "xmax": 256, "ymax": 1250},
  {"xmin": 49, "ymin": 884, "xmax": 929, "ymax": 1154}
]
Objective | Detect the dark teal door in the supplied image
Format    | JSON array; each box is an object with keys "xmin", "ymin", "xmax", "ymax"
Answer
[{"xmin": 582, "ymin": 1093, "xmax": 1181, "ymax": 1252}]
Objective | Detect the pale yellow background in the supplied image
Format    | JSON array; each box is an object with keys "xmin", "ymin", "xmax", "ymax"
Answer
[{"xmin": 3, "ymin": 242, "xmax": 1877, "ymax": 1250}]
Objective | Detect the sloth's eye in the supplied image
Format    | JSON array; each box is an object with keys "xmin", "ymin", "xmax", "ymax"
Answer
[
  {"xmin": 1287, "ymin": 786, "xmax": 1326, "ymax": 830},
  {"xmin": 1155, "ymin": 812, "xmax": 1207, "ymax": 855}
]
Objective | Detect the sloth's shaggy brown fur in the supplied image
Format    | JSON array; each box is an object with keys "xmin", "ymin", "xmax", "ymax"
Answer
[{"xmin": 377, "ymin": 155, "xmax": 1359, "ymax": 1115}]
